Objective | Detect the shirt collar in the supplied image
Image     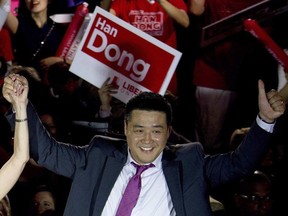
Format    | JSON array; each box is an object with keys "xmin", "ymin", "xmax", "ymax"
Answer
[{"xmin": 126, "ymin": 147, "xmax": 163, "ymax": 169}]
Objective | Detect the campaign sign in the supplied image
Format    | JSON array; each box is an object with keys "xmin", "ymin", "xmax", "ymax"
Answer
[{"xmin": 69, "ymin": 6, "xmax": 182, "ymax": 103}]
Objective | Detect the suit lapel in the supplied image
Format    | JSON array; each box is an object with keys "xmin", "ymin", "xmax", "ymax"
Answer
[
  {"xmin": 162, "ymin": 150, "xmax": 185, "ymax": 216},
  {"xmin": 92, "ymin": 151, "xmax": 126, "ymax": 216}
]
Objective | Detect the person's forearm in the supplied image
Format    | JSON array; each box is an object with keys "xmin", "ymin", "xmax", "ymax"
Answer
[
  {"xmin": 100, "ymin": 0, "xmax": 112, "ymax": 11},
  {"xmin": 158, "ymin": 0, "xmax": 189, "ymax": 28},
  {"xmin": 14, "ymin": 101, "xmax": 29, "ymax": 164},
  {"xmin": 98, "ymin": 105, "xmax": 112, "ymax": 118},
  {"xmin": 4, "ymin": 10, "xmax": 18, "ymax": 34},
  {"xmin": 0, "ymin": 157, "xmax": 23, "ymax": 200},
  {"xmin": 0, "ymin": 101, "xmax": 28, "ymax": 200},
  {"xmin": 188, "ymin": 0, "xmax": 205, "ymax": 16}
]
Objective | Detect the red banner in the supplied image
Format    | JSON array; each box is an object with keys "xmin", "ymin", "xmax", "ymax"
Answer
[{"xmin": 70, "ymin": 6, "xmax": 181, "ymax": 103}]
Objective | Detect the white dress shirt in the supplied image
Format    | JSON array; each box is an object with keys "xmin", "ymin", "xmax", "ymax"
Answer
[{"xmin": 101, "ymin": 150, "xmax": 176, "ymax": 216}]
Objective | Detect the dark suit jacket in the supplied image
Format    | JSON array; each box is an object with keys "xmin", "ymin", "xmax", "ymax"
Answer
[{"xmin": 6, "ymin": 102, "xmax": 272, "ymax": 216}]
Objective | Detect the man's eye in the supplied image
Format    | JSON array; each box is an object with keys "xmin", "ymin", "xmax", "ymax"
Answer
[{"xmin": 134, "ymin": 129, "xmax": 143, "ymax": 134}]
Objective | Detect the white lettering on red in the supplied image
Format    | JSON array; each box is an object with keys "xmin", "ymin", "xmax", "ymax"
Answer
[{"xmin": 87, "ymin": 18, "xmax": 151, "ymax": 82}]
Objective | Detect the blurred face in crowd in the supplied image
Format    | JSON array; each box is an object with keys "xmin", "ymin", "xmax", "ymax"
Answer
[
  {"xmin": 32, "ymin": 191, "xmax": 55, "ymax": 216},
  {"xmin": 234, "ymin": 180, "xmax": 273, "ymax": 216},
  {"xmin": 25, "ymin": 0, "xmax": 48, "ymax": 14},
  {"xmin": 125, "ymin": 110, "xmax": 170, "ymax": 165}
]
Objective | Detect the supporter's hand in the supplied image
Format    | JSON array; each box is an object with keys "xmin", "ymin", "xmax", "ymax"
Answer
[
  {"xmin": 39, "ymin": 56, "xmax": 64, "ymax": 71},
  {"xmin": 188, "ymin": 0, "xmax": 205, "ymax": 16},
  {"xmin": 98, "ymin": 77, "xmax": 118, "ymax": 110},
  {"xmin": 258, "ymin": 79, "xmax": 285, "ymax": 123},
  {"xmin": 2, "ymin": 73, "xmax": 28, "ymax": 106}
]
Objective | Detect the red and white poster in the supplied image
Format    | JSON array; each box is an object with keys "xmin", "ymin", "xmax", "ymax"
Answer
[{"xmin": 69, "ymin": 6, "xmax": 182, "ymax": 103}]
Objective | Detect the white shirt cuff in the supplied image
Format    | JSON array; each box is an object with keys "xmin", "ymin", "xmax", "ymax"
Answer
[{"xmin": 256, "ymin": 115, "xmax": 275, "ymax": 133}]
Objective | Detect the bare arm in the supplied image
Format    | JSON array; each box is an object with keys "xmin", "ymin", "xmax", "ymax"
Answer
[
  {"xmin": 0, "ymin": 0, "xmax": 18, "ymax": 34},
  {"xmin": 5, "ymin": 11, "xmax": 18, "ymax": 33},
  {"xmin": 158, "ymin": 0, "xmax": 189, "ymax": 28},
  {"xmin": 109, "ymin": 8, "xmax": 116, "ymax": 16},
  {"xmin": 188, "ymin": 0, "xmax": 205, "ymax": 16},
  {"xmin": 0, "ymin": 74, "xmax": 29, "ymax": 200},
  {"xmin": 100, "ymin": 0, "xmax": 112, "ymax": 11}
]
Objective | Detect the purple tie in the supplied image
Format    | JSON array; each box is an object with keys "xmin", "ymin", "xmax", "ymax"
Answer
[{"xmin": 116, "ymin": 162, "xmax": 154, "ymax": 216}]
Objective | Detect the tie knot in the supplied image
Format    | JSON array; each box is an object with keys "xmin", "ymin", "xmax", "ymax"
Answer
[{"xmin": 131, "ymin": 162, "xmax": 154, "ymax": 175}]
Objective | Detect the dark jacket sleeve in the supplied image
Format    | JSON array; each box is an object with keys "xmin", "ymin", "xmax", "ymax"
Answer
[
  {"xmin": 205, "ymin": 121, "xmax": 273, "ymax": 188},
  {"xmin": 5, "ymin": 101, "xmax": 87, "ymax": 178}
]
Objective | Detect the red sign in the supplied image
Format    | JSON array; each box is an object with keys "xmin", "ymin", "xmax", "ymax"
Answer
[{"xmin": 70, "ymin": 6, "xmax": 181, "ymax": 103}]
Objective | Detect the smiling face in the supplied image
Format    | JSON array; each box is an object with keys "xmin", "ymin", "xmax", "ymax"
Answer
[
  {"xmin": 124, "ymin": 110, "xmax": 170, "ymax": 165},
  {"xmin": 25, "ymin": 0, "xmax": 48, "ymax": 13}
]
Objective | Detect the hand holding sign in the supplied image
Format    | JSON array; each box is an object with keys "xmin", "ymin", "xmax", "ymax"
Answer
[{"xmin": 69, "ymin": 6, "xmax": 182, "ymax": 103}]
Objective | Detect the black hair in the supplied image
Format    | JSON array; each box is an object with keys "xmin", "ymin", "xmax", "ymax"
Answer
[
  {"xmin": 237, "ymin": 170, "xmax": 272, "ymax": 194},
  {"xmin": 32, "ymin": 184, "xmax": 56, "ymax": 201},
  {"xmin": 47, "ymin": 61, "xmax": 79, "ymax": 88},
  {"xmin": 124, "ymin": 92, "xmax": 173, "ymax": 125}
]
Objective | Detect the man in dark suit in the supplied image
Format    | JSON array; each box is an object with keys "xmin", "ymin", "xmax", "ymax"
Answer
[{"xmin": 2, "ymin": 74, "xmax": 285, "ymax": 216}]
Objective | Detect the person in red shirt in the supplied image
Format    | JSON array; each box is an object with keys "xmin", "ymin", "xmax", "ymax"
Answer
[
  {"xmin": 0, "ymin": 27, "xmax": 14, "ymax": 65},
  {"xmin": 188, "ymin": 0, "xmax": 281, "ymax": 154},
  {"xmin": 110, "ymin": 0, "xmax": 189, "ymax": 95}
]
